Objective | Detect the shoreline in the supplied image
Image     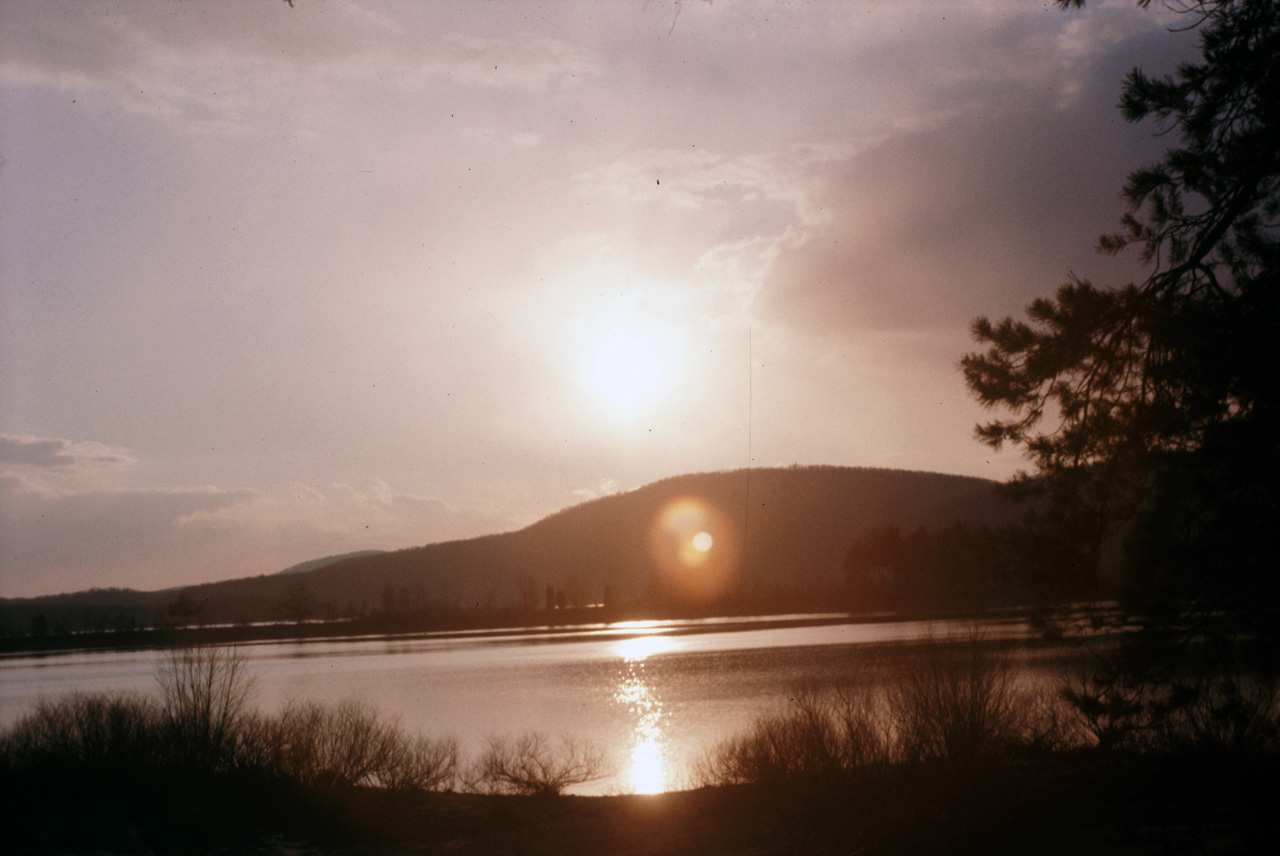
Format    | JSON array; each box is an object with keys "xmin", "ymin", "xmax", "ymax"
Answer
[{"xmin": 0, "ymin": 602, "xmax": 1100, "ymax": 659}]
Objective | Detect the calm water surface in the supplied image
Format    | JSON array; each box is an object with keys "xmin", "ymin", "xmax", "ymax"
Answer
[{"xmin": 0, "ymin": 614, "xmax": 1063, "ymax": 794}]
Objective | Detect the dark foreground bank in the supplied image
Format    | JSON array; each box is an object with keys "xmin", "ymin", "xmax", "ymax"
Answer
[{"xmin": 4, "ymin": 753, "xmax": 1276, "ymax": 855}]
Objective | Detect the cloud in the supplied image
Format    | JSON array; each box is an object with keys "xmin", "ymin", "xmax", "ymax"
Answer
[
  {"xmin": 746, "ymin": 22, "xmax": 1186, "ymax": 337},
  {"xmin": 421, "ymin": 33, "xmax": 600, "ymax": 90},
  {"xmin": 0, "ymin": 3, "xmax": 602, "ymax": 134},
  {"xmin": 572, "ymin": 478, "xmax": 622, "ymax": 502},
  {"xmin": 573, "ymin": 141, "xmax": 857, "ymax": 227},
  {"xmin": 0, "ymin": 434, "xmax": 136, "ymax": 470},
  {"xmin": 0, "ymin": 473, "xmax": 516, "ymax": 598},
  {"xmin": 226, "ymin": 480, "xmax": 515, "ymax": 547},
  {"xmin": 0, "ymin": 477, "xmax": 258, "ymax": 596},
  {"xmin": 0, "ymin": 433, "xmax": 517, "ymax": 597}
]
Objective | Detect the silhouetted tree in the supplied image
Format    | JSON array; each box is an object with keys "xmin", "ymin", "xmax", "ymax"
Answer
[
  {"xmin": 844, "ymin": 523, "xmax": 1033, "ymax": 612},
  {"xmin": 565, "ymin": 575, "xmax": 586, "ymax": 609},
  {"xmin": 844, "ymin": 525, "xmax": 905, "ymax": 610},
  {"xmin": 963, "ymin": 0, "xmax": 1279, "ymax": 639},
  {"xmin": 281, "ymin": 581, "xmax": 316, "ymax": 625},
  {"xmin": 166, "ymin": 592, "xmax": 203, "ymax": 628},
  {"xmin": 516, "ymin": 574, "xmax": 541, "ymax": 612}
]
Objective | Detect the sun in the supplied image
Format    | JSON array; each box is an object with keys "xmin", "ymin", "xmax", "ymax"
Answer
[
  {"xmin": 589, "ymin": 331, "xmax": 665, "ymax": 413},
  {"xmin": 580, "ymin": 318, "xmax": 684, "ymax": 420}
]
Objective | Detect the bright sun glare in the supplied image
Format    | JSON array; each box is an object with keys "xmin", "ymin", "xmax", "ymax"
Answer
[
  {"xmin": 578, "ymin": 300, "xmax": 687, "ymax": 421},
  {"xmin": 587, "ymin": 329, "xmax": 673, "ymax": 416}
]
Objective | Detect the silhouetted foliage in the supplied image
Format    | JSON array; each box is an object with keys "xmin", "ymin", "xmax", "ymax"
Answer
[
  {"xmin": 963, "ymin": 0, "xmax": 1280, "ymax": 641},
  {"xmin": 843, "ymin": 522, "xmax": 1041, "ymax": 611},
  {"xmin": 279, "ymin": 580, "xmax": 316, "ymax": 624},
  {"xmin": 166, "ymin": 592, "xmax": 203, "ymax": 628}
]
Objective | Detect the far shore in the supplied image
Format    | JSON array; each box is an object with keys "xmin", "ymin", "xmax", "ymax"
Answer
[{"xmin": 0, "ymin": 601, "xmax": 1094, "ymax": 658}]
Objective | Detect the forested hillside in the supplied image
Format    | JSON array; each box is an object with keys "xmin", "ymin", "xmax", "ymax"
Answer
[{"xmin": 1, "ymin": 466, "xmax": 1023, "ymax": 634}]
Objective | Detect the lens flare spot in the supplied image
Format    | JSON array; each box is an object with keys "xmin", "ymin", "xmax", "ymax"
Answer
[{"xmin": 647, "ymin": 496, "xmax": 740, "ymax": 604}]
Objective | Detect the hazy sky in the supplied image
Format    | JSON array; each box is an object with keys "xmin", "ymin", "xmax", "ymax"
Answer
[{"xmin": 1, "ymin": 0, "xmax": 1195, "ymax": 597}]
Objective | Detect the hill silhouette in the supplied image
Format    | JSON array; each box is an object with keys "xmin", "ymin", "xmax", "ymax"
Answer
[
  {"xmin": 273, "ymin": 550, "xmax": 387, "ymax": 576},
  {"xmin": 1, "ymin": 467, "xmax": 1023, "ymax": 635}
]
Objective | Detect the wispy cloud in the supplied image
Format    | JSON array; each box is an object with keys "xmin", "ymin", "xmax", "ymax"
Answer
[
  {"xmin": 0, "ymin": 434, "xmax": 136, "ymax": 470},
  {"xmin": 0, "ymin": 3, "xmax": 601, "ymax": 135},
  {"xmin": 0, "ymin": 435, "xmax": 515, "ymax": 597}
]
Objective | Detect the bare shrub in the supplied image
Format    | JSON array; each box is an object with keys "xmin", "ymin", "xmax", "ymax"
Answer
[
  {"xmin": 257, "ymin": 699, "xmax": 456, "ymax": 791},
  {"xmin": 466, "ymin": 732, "xmax": 608, "ymax": 795},
  {"xmin": 1060, "ymin": 660, "xmax": 1151, "ymax": 751},
  {"xmin": 1, "ymin": 663, "xmax": 456, "ymax": 793},
  {"xmin": 690, "ymin": 711, "xmax": 815, "ymax": 786},
  {"xmin": 1155, "ymin": 675, "xmax": 1280, "ymax": 756},
  {"xmin": 830, "ymin": 685, "xmax": 896, "ymax": 768},
  {"xmin": 888, "ymin": 636, "xmax": 1028, "ymax": 762},
  {"xmin": 156, "ymin": 645, "xmax": 253, "ymax": 771},
  {"xmin": 1018, "ymin": 691, "xmax": 1086, "ymax": 754},
  {"xmin": 690, "ymin": 686, "xmax": 894, "ymax": 786},
  {"xmin": 380, "ymin": 733, "xmax": 459, "ymax": 792},
  {"xmin": 0, "ymin": 693, "xmax": 161, "ymax": 771}
]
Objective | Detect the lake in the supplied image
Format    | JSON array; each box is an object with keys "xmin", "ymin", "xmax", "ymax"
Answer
[{"xmin": 0, "ymin": 613, "xmax": 1074, "ymax": 794}]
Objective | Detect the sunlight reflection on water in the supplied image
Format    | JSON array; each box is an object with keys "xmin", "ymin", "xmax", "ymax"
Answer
[
  {"xmin": 613, "ymin": 635, "xmax": 680, "ymax": 793},
  {"xmin": 0, "ymin": 612, "xmax": 1088, "ymax": 795}
]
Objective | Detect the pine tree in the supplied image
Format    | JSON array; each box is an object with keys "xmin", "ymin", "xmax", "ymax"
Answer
[{"xmin": 962, "ymin": 0, "xmax": 1279, "ymax": 636}]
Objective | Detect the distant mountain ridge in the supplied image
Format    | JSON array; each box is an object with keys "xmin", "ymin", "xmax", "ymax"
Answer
[
  {"xmin": 273, "ymin": 551, "xmax": 386, "ymax": 576},
  {"xmin": 0, "ymin": 466, "xmax": 1024, "ymax": 631}
]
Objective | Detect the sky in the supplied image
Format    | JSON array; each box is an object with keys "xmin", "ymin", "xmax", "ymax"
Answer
[{"xmin": 0, "ymin": 0, "xmax": 1198, "ymax": 598}]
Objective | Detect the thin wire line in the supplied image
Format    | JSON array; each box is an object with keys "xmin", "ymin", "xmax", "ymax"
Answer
[{"xmin": 744, "ymin": 325, "xmax": 752, "ymax": 587}]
